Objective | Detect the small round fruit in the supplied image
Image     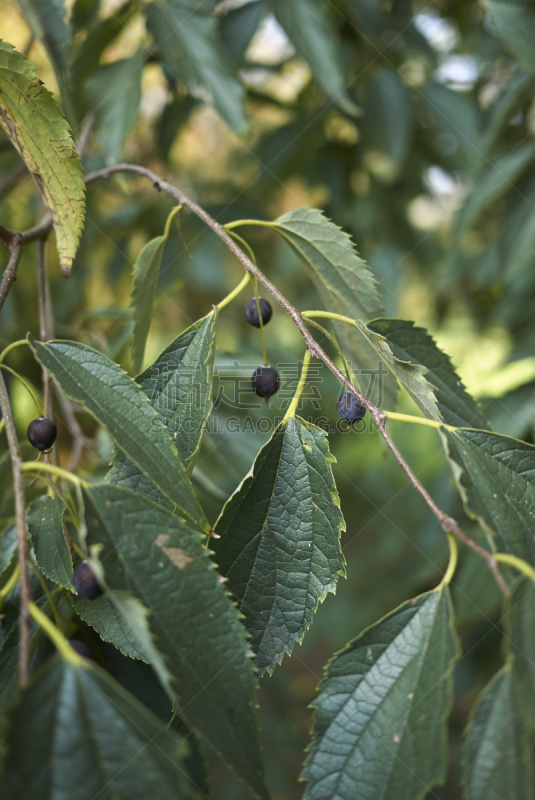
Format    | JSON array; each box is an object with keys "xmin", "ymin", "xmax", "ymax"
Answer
[
  {"xmin": 252, "ymin": 366, "xmax": 280, "ymax": 398},
  {"xmin": 69, "ymin": 639, "xmax": 92, "ymax": 660},
  {"xmin": 245, "ymin": 298, "xmax": 272, "ymax": 328},
  {"xmin": 27, "ymin": 417, "xmax": 57, "ymax": 451},
  {"xmin": 337, "ymin": 392, "xmax": 366, "ymax": 424},
  {"xmin": 73, "ymin": 561, "xmax": 103, "ymax": 601}
]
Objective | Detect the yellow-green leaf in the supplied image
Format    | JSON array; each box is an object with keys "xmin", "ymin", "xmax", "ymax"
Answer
[{"xmin": 0, "ymin": 41, "xmax": 85, "ymax": 275}]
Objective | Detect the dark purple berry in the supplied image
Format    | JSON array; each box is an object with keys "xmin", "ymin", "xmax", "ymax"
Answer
[
  {"xmin": 73, "ymin": 561, "xmax": 103, "ymax": 600},
  {"xmin": 69, "ymin": 639, "xmax": 92, "ymax": 660},
  {"xmin": 252, "ymin": 366, "xmax": 280, "ymax": 398},
  {"xmin": 245, "ymin": 298, "xmax": 272, "ymax": 327},
  {"xmin": 337, "ymin": 392, "xmax": 366, "ymax": 424},
  {"xmin": 27, "ymin": 417, "xmax": 57, "ymax": 451}
]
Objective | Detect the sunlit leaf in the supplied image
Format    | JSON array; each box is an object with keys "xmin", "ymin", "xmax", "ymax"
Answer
[
  {"xmin": 0, "ymin": 42, "xmax": 85, "ymax": 274},
  {"xmin": 303, "ymin": 587, "xmax": 461, "ymax": 800}
]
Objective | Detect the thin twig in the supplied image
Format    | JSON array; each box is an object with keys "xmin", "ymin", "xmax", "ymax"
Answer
[
  {"xmin": 83, "ymin": 164, "xmax": 509, "ymax": 593},
  {"xmin": 0, "ymin": 371, "xmax": 32, "ymax": 684},
  {"xmin": 0, "ymin": 242, "xmax": 23, "ymax": 313},
  {"xmin": 36, "ymin": 239, "xmax": 50, "ymax": 418},
  {"xmin": 0, "ymin": 162, "xmax": 510, "ymax": 593}
]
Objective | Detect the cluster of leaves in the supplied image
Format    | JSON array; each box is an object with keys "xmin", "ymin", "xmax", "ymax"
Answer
[{"xmin": 2, "ymin": 0, "xmax": 535, "ymax": 798}]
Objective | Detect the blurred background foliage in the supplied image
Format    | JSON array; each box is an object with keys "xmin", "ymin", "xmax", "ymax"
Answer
[{"xmin": 1, "ymin": 0, "xmax": 535, "ymax": 796}]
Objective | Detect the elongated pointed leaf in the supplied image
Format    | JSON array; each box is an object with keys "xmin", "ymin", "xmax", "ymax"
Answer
[
  {"xmin": 503, "ymin": 577, "xmax": 535, "ymax": 722},
  {"xmin": 0, "ymin": 521, "xmax": 17, "ymax": 585},
  {"xmin": 0, "ymin": 42, "xmax": 85, "ymax": 274},
  {"xmin": 87, "ymin": 52, "xmax": 144, "ymax": 164},
  {"xmin": 109, "ymin": 313, "xmax": 217, "ymax": 504},
  {"xmin": 84, "ymin": 484, "xmax": 268, "ymax": 800},
  {"xmin": 362, "ymin": 319, "xmax": 488, "ymax": 426},
  {"xmin": 455, "ymin": 144, "xmax": 535, "ymax": 234},
  {"xmin": 27, "ymin": 495, "xmax": 73, "ymax": 590},
  {"xmin": 15, "ymin": 0, "xmax": 71, "ymax": 108},
  {"xmin": 303, "ymin": 587, "xmax": 461, "ymax": 800},
  {"xmin": 445, "ymin": 429, "xmax": 535, "ymax": 564},
  {"xmin": 130, "ymin": 207, "xmax": 182, "ymax": 375},
  {"xmin": 270, "ymin": 0, "xmax": 357, "ymax": 115},
  {"xmin": 0, "ymin": 659, "xmax": 192, "ymax": 800},
  {"xmin": 485, "ymin": 1, "xmax": 535, "ymax": 73},
  {"xmin": 268, "ymin": 207, "xmax": 396, "ymax": 407},
  {"xmin": 214, "ymin": 416, "xmax": 345, "ymax": 675},
  {"xmin": 73, "ymin": 595, "xmax": 150, "ymax": 662},
  {"xmin": 28, "ymin": 337, "xmax": 207, "ymax": 530},
  {"xmin": 462, "ymin": 664, "xmax": 533, "ymax": 800},
  {"xmin": 146, "ymin": 0, "xmax": 247, "ymax": 133}
]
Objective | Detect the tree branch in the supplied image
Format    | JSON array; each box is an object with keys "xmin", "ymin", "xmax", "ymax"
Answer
[
  {"xmin": 83, "ymin": 163, "xmax": 508, "ymax": 593},
  {"xmin": 0, "ymin": 371, "xmax": 32, "ymax": 684},
  {"xmin": 0, "ymin": 242, "xmax": 23, "ymax": 313}
]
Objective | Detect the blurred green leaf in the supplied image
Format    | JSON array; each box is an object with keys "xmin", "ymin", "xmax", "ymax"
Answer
[
  {"xmin": 270, "ymin": 0, "xmax": 358, "ymax": 115},
  {"xmin": 362, "ymin": 319, "xmax": 488, "ymax": 426},
  {"xmin": 462, "ymin": 664, "xmax": 533, "ymax": 800},
  {"xmin": 361, "ymin": 69, "xmax": 412, "ymax": 168},
  {"xmin": 303, "ymin": 587, "xmax": 460, "ymax": 800},
  {"xmin": 27, "ymin": 495, "xmax": 73, "ymax": 590},
  {"xmin": 445, "ymin": 429, "xmax": 535, "ymax": 563},
  {"xmin": 28, "ymin": 337, "xmax": 208, "ymax": 530},
  {"xmin": 0, "ymin": 42, "xmax": 85, "ymax": 275},
  {"xmin": 84, "ymin": 483, "xmax": 269, "ymax": 800},
  {"xmin": 87, "ymin": 52, "xmax": 144, "ymax": 164},
  {"xmin": 0, "ymin": 659, "xmax": 192, "ymax": 800},
  {"xmin": 214, "ymin": 416, "xmax": 345, "ymax": 675},
  {"xmin": 146, "ymin": 0, "xmax": 248, "ymax": 133},
  {"xmin": 221, "ymin": 0, "xmax": 266, "ymax": 63},
  {"xmin": 15, "ymin": 0, "xmax": 71, "ymax": 112},
  {"xmin": 485, "ymin": 1, "xmax": 535, "ymax": 73}
]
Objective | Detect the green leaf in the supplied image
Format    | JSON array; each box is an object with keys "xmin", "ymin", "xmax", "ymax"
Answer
[
  {"xmin": 302, "ymin": 587, "xmax": 461, "ymax": 800},
  {"xmin": 84, "ymin": 483, "xmax": 268, "ymax": 800},
  {"xmin": 0, "ymin": 42, "xmax": 85, "ymax": 275},
  {"xmin": 0, "ymin": 658, "xmax": 192, "ymax": 800},
  {"xmin": 27, "ymin": 495, "xmax": 73, "ymax": 590},
  {"xmin": 268, "ymin": 207, "xmax": 396, "ymax": 407},
  {"xmin": 109, "ymin": 312, "xmax": 217, "ymax": 507},
  {"xmin": 221, "ymin": 0, "xmax": 265, "ymax": 63},
  {"xmin": 28, "ymin": 336, "xmax": 208, "ymax": 531},
  {"xmin": 270, "ymin": 0, "xmax": 357, "ymax": 115},
  {"xmin": 72, "ymin": 595, "xmax": 150, "ymax": 662},
  {"xmin": 503, "ymin": 577, "xmax": 535, "ymax": 722},
  {"xmin": 445, "ymin": 428, "xmax": 535, "ymax": 564},
  {"xmin": 214, "ymin": 416, "xmax": 345, "ymax": 676},
  {"xmin": 361, "ymin": 68, "xmax": 412, "ymax": 168},
  {"xmin": 485, "ymin": 1, "xmax": 535, "ymax": 73},
  {"xmin": 15, "ymin": 0, "xmax": 71, "ymax": 112},
  {"xmin": 86, "ymin": 52, "xmax": 144, "ymax": 164},
  {"xmin": 135, "ymin": 312, "xmax": 217, "ymax": 469},
  {"xmin": 455, "ymin": 144, "xmax": 535, "ymax": 234},
  {"xmin": 130, "ymin": 207, "xmax": 181, "ymax": 375},
  {"xmin": 146, "ymin": 0, "xmax": 248, "ymax": 133},
  {"xmin": 69, "ymin": 0, "xmax": 137, "ymax": 112},
  {"xmin": 462, "ymin": 664, "xmax": 533, "ymax": 800},
  {"xmin": 362, "ymin": 319, "xmax": 488, "ymax": 427},
  {"xmin": 0, "ymin": 521, "xmax": 17, "ymax": 584}
]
